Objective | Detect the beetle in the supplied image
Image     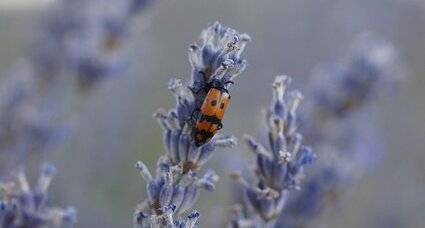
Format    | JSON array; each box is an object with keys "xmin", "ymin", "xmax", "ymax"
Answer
[{"xmin": 192, "ymin": 78, "xmax": 233, "ymax": 146}]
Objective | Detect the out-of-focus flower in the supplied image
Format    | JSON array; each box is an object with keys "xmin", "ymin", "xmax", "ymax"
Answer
[
  {"xmin": 0, "ymin": 163, "xmax": 76, "ymax": 227},
  {"xmin": 0, "ymin": 0, "xmax": 155, "ymax": 167},
  {"xmin": 229, "ymin": 76, "xmax": 316, "ymax": 227},
  {"xmin": 38, "ymin": 0, "xmax": 155, "ymax": 88},
  {"xmin": 277, "ymin": 34, "xmax": 404, "ymax": 227},
  {"xmin": 0, "ymin": 61, "xmax": 68, "ymax": 162},
  {"xmin": 308, "ymin": 33, "xmax": 402, "ymax": 120},
  {"xmin": 134, "ymin": 22, "xmax": 250, "ymax": 227}
]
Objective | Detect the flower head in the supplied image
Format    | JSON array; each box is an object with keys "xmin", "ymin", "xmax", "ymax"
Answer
[
  {"xmin": 277, "ymin": 34, "xmax": 403, "ymax": 227},
  {"xmin": 0, "ymin": 163, "xmax": 76, "ymax": 227},
  {"xmin": 134, "ymin": 22, "xmax": 250, "ymax": 227},
  {"xmin": 230, "ymin": 76, "xmax": 315, "ymax": 227},
  {"xmin": 309, "ymin": 33, "xmax": 402, "ymax": 118},
  {"xmin": 188, "ymin": 21, "xmax": 251, "ymax": 103}
]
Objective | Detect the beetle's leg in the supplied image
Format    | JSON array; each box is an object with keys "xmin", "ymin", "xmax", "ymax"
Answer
[
  {"xmin": 189, "ymin": 85, "xmax": 210, "ymax": 95},
  {"xmin": 189, "ymin": 108, "xmax": 201, "ymax": 121},
  {"xmin": 189, "ymin": 86, "xmax": 203, "ymax": 95},
  {"xmin": 224, "ymin": 80, "xmax": 234, "ymax": 86}
]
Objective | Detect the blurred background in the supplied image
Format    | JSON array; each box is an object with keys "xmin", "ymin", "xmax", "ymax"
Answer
[{"xmin": 0, "ymin": 0, "xmax": 424, "ymax": 227}]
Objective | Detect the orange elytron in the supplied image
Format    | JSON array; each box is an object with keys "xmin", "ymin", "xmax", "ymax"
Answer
[{"xmin": 193, "ymin": 79, "xmax": 231, "ymax": 146}]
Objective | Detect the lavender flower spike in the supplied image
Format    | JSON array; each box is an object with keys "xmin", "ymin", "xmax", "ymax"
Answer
[
  {"xmin": 134, "ymin": 22, "xmax": 250, "ymax": 227},
  {"xmin": 277, "ymin": 34, "xmax": 404, "ymax": 228},
  {"xmin": 230, "ymin": 76, "xmax": 316, "ymax": 227},
  {"xmin": 0, "ymin": 163, "xmax": 77, "ymax": 227},
  {"xmin": 188, "ymin": 21, "xmax": 251, "ymax": 103},
  {"xmin": 309, "ymin": 33, "xmax": 402, "ymax": 119}
]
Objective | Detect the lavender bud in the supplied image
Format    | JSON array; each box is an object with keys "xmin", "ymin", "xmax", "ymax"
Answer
[
  {"xmin": 135, "ymin": 161, "xmax": 153, "ymax": 182},
  {"xmin": 186, "ymin": 210, "xmax": 200, "ymax": 228}
]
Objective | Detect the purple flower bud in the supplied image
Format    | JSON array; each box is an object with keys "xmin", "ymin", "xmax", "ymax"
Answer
[
  {"xmin": 159, "ymin": 184, "xmax": 174, "ymax": 208},
  {"xmin": 176, "ymin": 186, "xmax": 199, "ymax": 216},
  {"xmin": 170, "ymin": 185, "xmax": 186, "ymax": 210},
  {"xmin": 147, "ymin": 180, "xmax": 160, "ymax": 203}
]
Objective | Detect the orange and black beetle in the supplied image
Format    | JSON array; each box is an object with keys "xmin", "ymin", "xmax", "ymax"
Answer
[{"xmin": 192, "ymin": 79, "xmax": 232, "ymax": 146}]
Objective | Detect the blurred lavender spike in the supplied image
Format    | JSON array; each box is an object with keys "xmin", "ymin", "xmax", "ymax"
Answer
[
  {"xmin": 277, "ymin": 34, "xmax": 404, "ymax": 227},
  {"xmin": 0, "ymin": 0, "xmax": 155, "ymax": 170},
  {"xmin": 134, "ymin": 22, "xmax": 250, "ymax": 227},
  {"xmin": 308, "ymin": 33, "xmax": 403, "ymax": 119},
  {"xmin": 31, "ymin": 0, "xmax": 155, "ymax": 88},
  {"xmin": 0, "ymin": 163, "xmax": 76, "ymax": 227},
  {"xmin": 51, "ymin": 0, "xmax": 154, "ymax": 88},
  {"xmin": 0, "ymin": 61, "xmax": 68, "ymax": 162},
  {"xmin": 229, "ymin": 76, "xmax": 316, "ymax": 227}
]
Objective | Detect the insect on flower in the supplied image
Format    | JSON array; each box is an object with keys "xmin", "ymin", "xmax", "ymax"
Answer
[{"xmin": 192, "ymin": 78, "xmax": 233, "ymax": 146}]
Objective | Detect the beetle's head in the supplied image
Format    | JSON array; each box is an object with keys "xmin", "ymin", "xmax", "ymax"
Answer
[{"xmin": 209, "ymin": 78, "xmax": 224, "ymax": 90}]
